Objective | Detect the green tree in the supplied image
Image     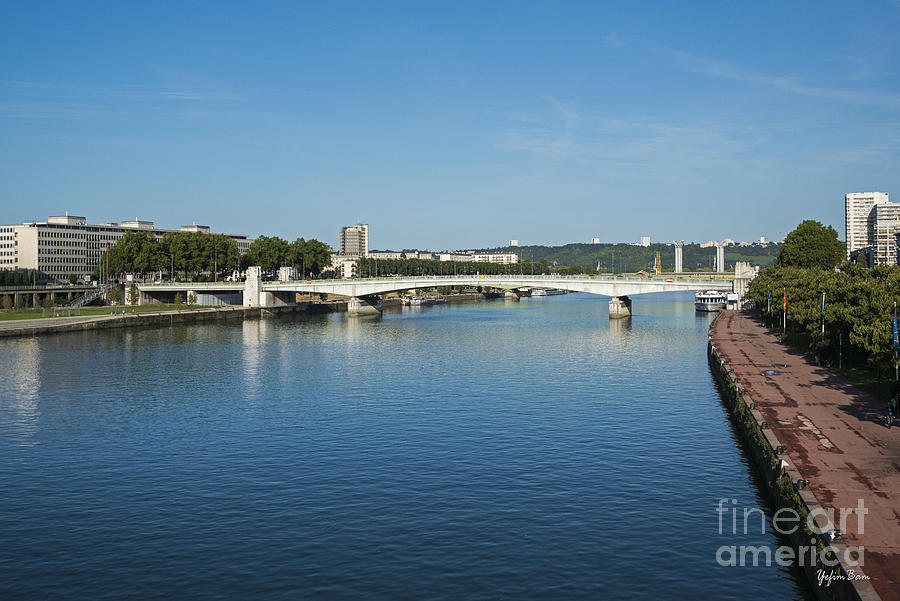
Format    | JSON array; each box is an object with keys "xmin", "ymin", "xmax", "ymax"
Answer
[
  {"xmin": 187, "ymin": 291, "xmax": 197, "ymax": 306},
  {"xmin": 174, "ymin": 292, "xmax": 183, "ymax": 306},
  {"xmin": 287, "ymin": 238, "xmax": 332, "ymax": 277},
  {"xmin": 208, "ymin": 234, "xmax": 239, "ymax": 280},
  {"xmin": 2, "ymin": 295, "xmax": 11, "ymax": 311},
  {"xmin": 128, "ymin": 284, "xmax": 139, "ymax": 306},
  {"xmin": 102, "ymin": 231, "xmax": 161, "ymax": 276},
  {"xmin": 776, "ymin": 220, "xmax": 845, "ymax": 269},
  {"xmin": 243, "ymin": 235, "xmax": 289, "ymax": 271},
  {"xmin": 109, "ymin": 287, "xmax": 122, "ymax": 304}
]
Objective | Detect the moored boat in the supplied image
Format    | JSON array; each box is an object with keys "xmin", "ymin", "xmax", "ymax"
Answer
[{"xmin": 695, "ymin": 290, "xmax": 726, "ymax": 312}]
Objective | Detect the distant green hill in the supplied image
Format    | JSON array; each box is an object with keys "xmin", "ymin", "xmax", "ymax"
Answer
[{"xmin": 472, "ymin": 242, "xmax": 780, "ymax": 273}]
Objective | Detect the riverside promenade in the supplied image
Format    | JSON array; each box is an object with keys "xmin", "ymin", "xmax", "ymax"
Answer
[{"xmin": 712, "ymin": 312, "xmax": 899, "ymax": 601}]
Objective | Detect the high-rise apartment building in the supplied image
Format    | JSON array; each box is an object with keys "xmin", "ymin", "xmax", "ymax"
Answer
[
  {"xmin": 871, "ymin": 203, "xmax": 900, "ymax": 266},
  {"xmin": 845, "ymin": 192, "xmax": 890, "ymax": 259},
  {"xmin": 339, "ymin": 223, "xmax": 369, "ymax": 257},
  {"xmin": 0, "ymin": 213, "xmax": 253, "ymax": 281}
]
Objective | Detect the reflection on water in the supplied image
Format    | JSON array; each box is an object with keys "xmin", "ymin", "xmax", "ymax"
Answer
[
  {"xmin": 0, "ymin": 337, "xmax": 41, "ymax": 444},
  {"xmin": 0, "ymin": 292, "xmax": 811, "ymax": 601},
  {"xmin": 608, "ymin": 316, "xmax": 632, "ymax": 347},
  {"xmin": 241, "ymin": 318, "xmax": 267, "ymax": 400}
]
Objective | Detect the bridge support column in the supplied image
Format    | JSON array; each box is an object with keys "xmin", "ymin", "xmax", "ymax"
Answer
[
  {"xmin": 503, "ymin": 289, "xmax": 520, "ymax": 301},
  {"xmin": 347, "ymin": 296, "xmax": 382, "ymax": 316},
  {"xmin": 244, "ymin": 266, "xmax": 262, "ymax": 308},
  {"xmin": 732, "ymin": 261, "xmax": 756, "ymax": 307},
  {"xmin": 609, "ymin": 296, "xmax": 632, "ymax": 319}
]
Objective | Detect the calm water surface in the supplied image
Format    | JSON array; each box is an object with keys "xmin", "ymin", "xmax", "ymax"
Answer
[{"xmin": 0, "ymin": 293, "xmax": 812, "ymax": 600}]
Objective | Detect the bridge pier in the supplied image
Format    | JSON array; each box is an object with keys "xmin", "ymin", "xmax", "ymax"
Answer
[
  {"xmin": 608, "ymin": 296, "xmax": 632, "ymax": 319},
  {"xmin": 347, "ymin": 296, "xmax": 382, "ymax": 316},
  {"xmin": 503, "ymin": 289, "xmax": 520, "ymax": 301},
  {"xmin": 243, "ymin": 266, "xmax": 262, "ymax": 308}
]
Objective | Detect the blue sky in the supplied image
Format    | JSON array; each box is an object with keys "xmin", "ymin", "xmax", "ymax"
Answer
[{"xmin": 2, "ymin": 1, "xmax": 900, "ymax": 250}]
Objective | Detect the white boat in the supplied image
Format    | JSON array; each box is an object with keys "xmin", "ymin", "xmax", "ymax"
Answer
[
  {"xmin": 695, "ymin": 290, "xmax": 726, "ymax": 312},
  {"xmin": 531, "ymin": 288, "xmax": 566, "ymax": 297}
]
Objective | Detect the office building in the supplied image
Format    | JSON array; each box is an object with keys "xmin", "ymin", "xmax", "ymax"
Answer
[
  {"xmin": 339, "ymin": 223, "xmax": 369, "ymax": 257},
  {"xmin": 639, "ymin": 236, "xmax": 651, "ymax": 247},
  {"xmin": 0, "ymin": 213, "xmax": 253, "ymax": 281}
]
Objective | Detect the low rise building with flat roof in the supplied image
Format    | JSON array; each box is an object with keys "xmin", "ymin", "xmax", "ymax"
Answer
[
  {"xmin": 367, "ymin": 251, "xmax": 433, "ymax": 260},
  {"xmin": 0, "ymin": 213, "xmax": 253, "ymax": 281}
]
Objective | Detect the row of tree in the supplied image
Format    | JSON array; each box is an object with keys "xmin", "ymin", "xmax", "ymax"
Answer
[
  {"xmin": 354, "ymin": 256, "xmax": 728, "ymax": 278},
  {"xmin": 747, "ymin": 220, "xmax": 896, "ymax": 383},
  {"xmin": 354, "ymin": 257, "xmax": 565, "ymax": 277},
  {"xmin": 748, "ymin": 263, "xmax": 899, "ymax": 376},
  {"xmin": 1, "ymin": 293, "xmax": 72, "ymax": 310},
  {"xmin": 96, "ymin": 231, "xmax": 332, "ymax": 280},
  {"xmin": 0, "ymin": 269, "xmax": 44, "ymax": 286},
  {"xmin": 241, "ymin": 235, "xmax": 331, "ymax": 274}
]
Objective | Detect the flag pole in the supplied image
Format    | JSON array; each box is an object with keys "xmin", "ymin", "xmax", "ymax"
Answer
[
  {"xmin": 821, "ymin": 292, "xmax": 825, "ymax": 335},
  {"xmin": 894, "ymin": 301, "xmax": 898, "ymax": 385}
]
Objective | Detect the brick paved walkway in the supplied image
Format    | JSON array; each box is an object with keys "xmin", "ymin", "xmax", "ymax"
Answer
[{"xmin": 712, "ymin": 311, "xmax": 899, "ymax": 601}]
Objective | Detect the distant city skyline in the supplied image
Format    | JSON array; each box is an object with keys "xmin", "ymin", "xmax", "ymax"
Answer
[
  {"xmin": 3, "ymin": 2, "xmax": 898, "ymax": 248},
  {"xmin": 0, "ymin": 209, "xmax": 783, "ymax": 255}
]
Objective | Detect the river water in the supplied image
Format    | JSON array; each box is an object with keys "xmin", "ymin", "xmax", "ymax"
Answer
[{"xmin": 0, "ymin": 292, "xmax": 812, "ymax": 600}]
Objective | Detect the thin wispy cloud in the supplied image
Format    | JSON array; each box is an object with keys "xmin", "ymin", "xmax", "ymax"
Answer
[
  {"xmin": 499, "ymin": 96, "xmax": 770, "ymax": 173},
  {"xmin": 501, "ymin": 97, "xmax": 579, "ymax": 159},
  {"xmin": 0, "ymin": 78, "xmax": 249, "ymax": 125},
  {"xmin": 665, "ymin": 48, "xmax": 900, "ymax": 110},
  {"xmin": 604, "ymin": 32, "xmax": 624, "ymax": 48}
]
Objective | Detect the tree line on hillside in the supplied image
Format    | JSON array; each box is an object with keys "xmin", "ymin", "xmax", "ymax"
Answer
[
  {"xmin": 746, "ymin": 220, "xmax": 900, "ymax": 386},
  {"xmin": 96, "ymin": 231, "xmax": 332, "ymax": 281},
  {"xmin": 471, "ymin": 241, "xmax": 781, "ymax": 272}
]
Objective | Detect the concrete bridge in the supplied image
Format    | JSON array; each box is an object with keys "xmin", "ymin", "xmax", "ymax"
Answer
[{"xmin": 137, "ymin": 264, "xmax": 753, "ymax": 318}]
